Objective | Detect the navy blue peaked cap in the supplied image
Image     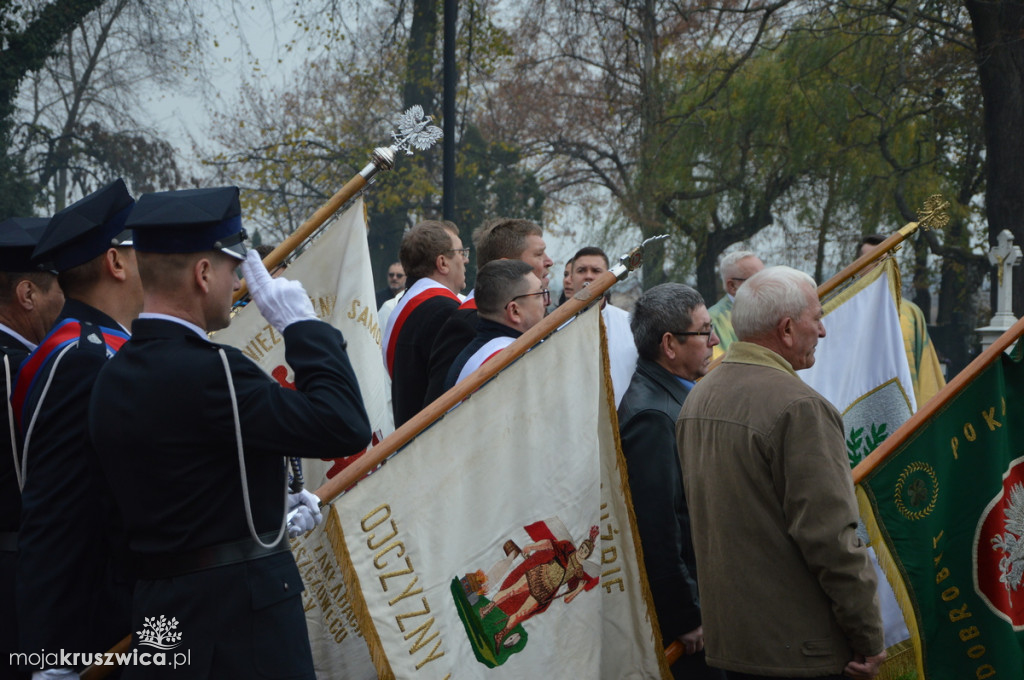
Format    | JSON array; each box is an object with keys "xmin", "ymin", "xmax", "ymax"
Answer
[
  {"xmin": 127, "ymin": 186, "xmax": 247, "ymax": 261},
  {"xmin": 33, "ymin": 179, "xmax": 135, "ymax": 272},
  {"xmin": 0, "ymin": 217, "xmax": 51, "ymax": 271}
]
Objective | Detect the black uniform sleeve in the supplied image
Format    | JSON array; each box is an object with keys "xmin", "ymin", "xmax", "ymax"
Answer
[{"xmin": 229, "ymin": 320, "xmax": 371, "ymax": 459}]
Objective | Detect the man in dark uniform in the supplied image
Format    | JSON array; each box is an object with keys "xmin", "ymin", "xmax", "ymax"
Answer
[
  {"xmin": 617, "ymin": 283, "xmax": 722, "ymax": 680},
  {"xmin": 89, "ymin": 187, "xmax": 371, "ymax": 679},
  {"xmin": 382, "ymin": 220, "xmax": 465, "ymax": 427},
  {"xmin": 444, "ymin": 260, "xmax": 548, "ymax": 390},
  {"xmin": 0, "ymin": 218, "xmax": 64, "ymax": 680},
  {"xmin": 14, "ymin": 179, "xmax": 141, "ymax": 679},
  {"xmin": 423, "ymin": 217, "xmax": 553, "ymax": 404}
]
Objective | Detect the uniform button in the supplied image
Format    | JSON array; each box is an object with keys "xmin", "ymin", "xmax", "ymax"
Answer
[{"xmin": 283, "ymin": 582, "xmax": 289, "ymax": 591}]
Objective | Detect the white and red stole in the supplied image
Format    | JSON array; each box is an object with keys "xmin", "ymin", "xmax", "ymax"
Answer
[
  {"xmin": 381, "ymin": 277, "xmax": 459, "ymax": 376},
  {"xmin": 454, "ymin": 336, "xmax": 516, "ymax": 385}
]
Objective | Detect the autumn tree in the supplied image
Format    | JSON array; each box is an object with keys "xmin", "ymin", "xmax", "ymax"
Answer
[
  {"xmin": 9, "ymin": 0, "xmax": 204, "ymax": 211},
  {"xmin": 0, "ymin": 0, "xmax": 103, "ymax": 214},
  {"xmin": 203, "ymin": 0, "xmax": 544, "ymax": 285}
]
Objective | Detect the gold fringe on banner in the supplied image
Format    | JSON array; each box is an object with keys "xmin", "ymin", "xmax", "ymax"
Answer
[
  {"xmin": 325, "ymin": 504, "xmax": 396, "ymax": 680},
  {"xmin": 856, "ymin": 486, "xmax": 925, "ymax": 680},
  {"xmin": 599, "ymin": 316, "xmax": 675, "ymax": 680}
]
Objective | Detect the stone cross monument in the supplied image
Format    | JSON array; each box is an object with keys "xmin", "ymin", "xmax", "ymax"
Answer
[{"xmin": 977, "ymin": 229, "xmax": 1022, "ymax": 352}]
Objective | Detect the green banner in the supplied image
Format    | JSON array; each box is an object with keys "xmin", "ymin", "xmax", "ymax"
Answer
[{"xmin": 862, "ymin": 349, "xmax": 1024, "ymax": 679}]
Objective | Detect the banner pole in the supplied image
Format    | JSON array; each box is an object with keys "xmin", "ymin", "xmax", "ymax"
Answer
[
  {"xmin": 314, "ymin": 236, "xmax": 666, "ymax": 505},
  {"xmin": 852, "ymin": 315, "xmax": 1024, "ymax": 484},
  {"xmin": 232, "ymin": 151, "xmax": 391, "ymax": 304},
  {"xmin": 232, "ymin": 105, "xmax": 444, "ymax": 304}
]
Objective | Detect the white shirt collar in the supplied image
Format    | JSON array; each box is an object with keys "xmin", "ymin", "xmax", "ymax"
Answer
[
  {"xmin": 0, "ymin": 322, "xmax": 36, "ymax": 350},
  {"xmin": 139, "ymin": 312, "xmax": 208, "ymax": 340}
]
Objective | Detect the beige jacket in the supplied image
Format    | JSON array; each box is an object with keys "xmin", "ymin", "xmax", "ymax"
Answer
[{"xmin": 675, "ymin": 341, "xmax": 884, "ymax": 676}]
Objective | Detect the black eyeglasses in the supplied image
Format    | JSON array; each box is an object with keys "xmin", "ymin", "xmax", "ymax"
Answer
[
  {"xmin": 445, "ymin": 247, "xmax": 471, "ymax": 258},
  {"xmin": 506, "ymin": 289, "xmax": 551, "ymax": 309},
  {"xmin": 387, "ymin": 272, "xmax": 405, "ymax": 278},
  {"xmin": 672, "ymin": 325, "xmax": 716, "ymax": 346}
]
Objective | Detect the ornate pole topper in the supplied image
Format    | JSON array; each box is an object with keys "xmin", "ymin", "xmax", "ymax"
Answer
[
  {"xmin": 358, "ymin": 104, "xmax": 443, "ymax": 183},
  {"xmin": 609, "ymin": 234, "xmax": 669, "ymax": 280},
  {"xmin": 233, "ymin": 106, "xmax": 443, "ymax": 304},
  {"xmin": 818, "ymin": 194, "xmax": 949, "ymax": 301}
]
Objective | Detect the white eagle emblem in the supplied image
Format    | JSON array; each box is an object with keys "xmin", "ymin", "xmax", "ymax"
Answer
[{"xmin": 991, "ymin": 482, "xmax": 1024, "ymax": 599}]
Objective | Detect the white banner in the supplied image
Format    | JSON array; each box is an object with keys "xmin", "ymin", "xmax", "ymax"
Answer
[
  {"xmin": 214, "ymin": 197, "xmax": 393, "ymax": 679},
  {"xmin": 800, "ymin": 258, "xmax": 916, "ymax": 466},
  {"xmin": 799, "ymin": 258, "xmax": 914, "ymax": 663},
  {"xmin": 332, "ymin": 305, "xmax": 668, "ymax": 678}
]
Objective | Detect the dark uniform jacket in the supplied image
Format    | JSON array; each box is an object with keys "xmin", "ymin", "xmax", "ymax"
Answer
[
  {"xmin": 16, "ymin": 299, "xmax": 132, "ymax": 666},
  {"xmin": 89, "ymin": 317, "xmax": 371, "ymax": 679},
  {"xmin": 391, "ymin": 295, "xmax": 458, "ymax": 427},
  {"xmin": 0, "ymin": 329, "xmax": 30, "ymax": 680},
  {"xmin": 424, "ymin": 306, "xmax": 477, "ymax": 404},
  {"xmin": 617, "ymin": 359, "xmax": 702, "ymax": 645}
]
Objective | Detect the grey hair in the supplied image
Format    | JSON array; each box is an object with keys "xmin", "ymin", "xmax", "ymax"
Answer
[
  {"xmin": 732, "ymin": 266, "xmax": 816, "ymax": 340},
  {"xmin": 630, "ymin": 283, "xmax": 706, "ymax": 361},
  {"xmin": 719, "ymin": 250, "xmax": 758, "ymax": 285}
]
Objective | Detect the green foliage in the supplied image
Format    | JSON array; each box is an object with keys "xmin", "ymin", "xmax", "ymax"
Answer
[{"xmin": 847, "ymin": 422, "xmax": 890, "ymax": 467}]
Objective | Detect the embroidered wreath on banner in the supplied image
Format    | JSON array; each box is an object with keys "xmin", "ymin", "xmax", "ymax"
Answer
[{"xmin": 894, "ymin": 461, "xmax": 939, "ymax": 520}]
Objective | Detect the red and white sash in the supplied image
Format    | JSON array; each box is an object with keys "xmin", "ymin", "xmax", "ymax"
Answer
[
  {"xmin": 454, "ymin": 336, "xmax": 516, "ymax": 386},
  {"xmin": 382, "ymin": 278, "xmax": 460, "ymax": 376},
  {"xmin": 458, "ymin": 290, "xmax": 476, "ymax": 311}
]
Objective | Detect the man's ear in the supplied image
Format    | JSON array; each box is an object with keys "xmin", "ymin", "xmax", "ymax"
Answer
[
  {"xmin": 435, "ymin": 253, "xmax": 450, "ymax": 276},
  {"xmin": 14, "ymin": 278, "xmax": 35, "ymax": 311},
  {"xmin": 776, "ymin": 315, "xmax": 795, "ymax": 347},
  {"xmin": 105, "ymin": 248, "xmax": 128, "ymax": 282},
  {"xmin": 194, "ymin": 257, "xmax": 213, "ymax": 294},
  {"xmin": 659, "ymin": 332, "xmax": 677, "ymax": 360},
  {"xmin": 505, "ymin": 300, "xmax": 521, "ymax": 326}
]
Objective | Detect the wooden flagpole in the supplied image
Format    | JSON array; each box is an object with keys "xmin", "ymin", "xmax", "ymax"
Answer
[
  {"xmin": 232, "ymin": 105, "xmax": 443, "ymax": 304},
  {"xmin": 819, "ymin": 194, "xmax": 949, "ymax": 300},
  {"xmin": 232, "ymin": 148, "xmax": 394, "ymax": 304},
  {"xmin": 314, "ymin": 267, "xmax": 623, "ymax": 505},
  {"xmin": 852, "ymin": 315, "xmax": 1024, "ymax": 484}
]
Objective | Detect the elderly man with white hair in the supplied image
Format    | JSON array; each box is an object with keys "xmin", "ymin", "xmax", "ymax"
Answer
[
  {"xmin": 707, "ymin": 250, "xmax": 764, "ymax": 352},
  {"xmin": 676, "ymin": 266, "xmax": 886, "ymax": 680}
]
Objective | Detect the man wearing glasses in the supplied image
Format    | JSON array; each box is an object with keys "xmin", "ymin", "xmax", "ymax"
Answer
[
  {"xmin": 424, "ymin": 218, "xmax": 553, "ymax": 405},
  {"xmin": 375, "ymin": 261, "xmax": 407, "ymax": 310},
  {"xmin": 444, "ymin": 260, "xmax": 548, "ymax": 389},
  {"xmin": 382, "ymin": 220, "xmax": 467, "ymax": 427},
  {"xmin": 707, "ymin": 250, "xmax": 764, "ymax": 353},
  {"xmin": 617, "ymin": 284, "xmax": 722, "ymax": 680}
]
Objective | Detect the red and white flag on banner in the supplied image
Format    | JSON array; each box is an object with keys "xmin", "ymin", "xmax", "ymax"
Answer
[
  {"xmin": 330, "ymin": 305, "xmax": 670, "ymax": 678},
  {"xmin": 214, "ymin": 197, "xmax": 392, "ymax": 679}
]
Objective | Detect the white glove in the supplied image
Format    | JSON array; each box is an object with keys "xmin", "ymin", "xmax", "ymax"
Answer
[
  {"xmin": 33, "ymin": 670, "xmax": 79, "ymax": 680},
  {"xmin": 286, "ymin": 488, "xmax": 323, "ymax": 537},
  {"xmin": 241, "ymin": 250, "xmax": 317, "ymax": 332},
  {"xmin": 287, "ymin": 505, "xmax": 320, "ymax": 537}
]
